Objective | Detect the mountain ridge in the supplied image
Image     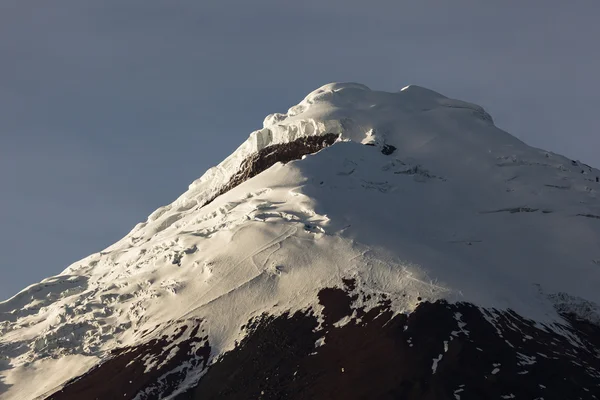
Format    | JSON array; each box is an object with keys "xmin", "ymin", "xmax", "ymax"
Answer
[{"xmin": 1, "ymin": 83, "xmax": 599, "ymax": 399}]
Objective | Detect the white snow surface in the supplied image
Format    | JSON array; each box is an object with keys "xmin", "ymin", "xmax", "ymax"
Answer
[{"xmin": 2, "ymin": 82, "xmax": 600, "ymax": 399}]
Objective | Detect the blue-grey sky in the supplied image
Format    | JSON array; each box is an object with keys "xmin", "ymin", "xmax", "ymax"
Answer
[{"xmin": 1, "ymin": 1, "xmax": 599, "ymax": 300}]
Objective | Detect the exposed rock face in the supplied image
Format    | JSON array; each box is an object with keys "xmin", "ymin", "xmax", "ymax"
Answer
[
  {"xmin": 48, "ymin": 320, "xmax": 210, "ymax": 400},
  {"xmin": 51, "ymin": 282, "xmax": 600, "ymax": 400},
  {"xmin": 381, "ymin": 144, "xmax": 397, "ymax": 155},
  {"xmin": 205, "ymin": 133, "xmax": 339, "ymax": 206},
  {"xmin": 179, "ymin": 283, "xmax": 600, "ymax": 400}
]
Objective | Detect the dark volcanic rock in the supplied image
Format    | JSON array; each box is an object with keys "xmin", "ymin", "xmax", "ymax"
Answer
[
  {"xmin": 180, "ymin": 287, "xmax": 600, "ymax": 400},
  {"xmin": 381, "ymin": 144, "xmax": 397, "ymax": 155},
  {"xmin": 205, "ymin": 133, "xmax": 339, "ymax": 206},
  {"xmin": 48, "ymin": 319, "xmax": 210, "ymax": 400}
]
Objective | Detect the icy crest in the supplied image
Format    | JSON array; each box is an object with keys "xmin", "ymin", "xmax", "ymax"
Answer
[{"xmin": 134, "ymin": 83, "xmax": 496, "ymax": 242}]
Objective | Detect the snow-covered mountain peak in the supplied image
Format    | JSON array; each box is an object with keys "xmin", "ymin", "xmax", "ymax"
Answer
[
  {"xmin": 62, "ymin": 84, "xmax": 600, "ymax": 323},
  {"xmin": 2, "ymin": 83, "xmax": 600, "ymax": 399},
  {"xmin": 179, "ymin": 83, "xmax": 497, "ymax": 214},
  {"xmin": 264, "ymin": 82, "xmax": 483, "ymax": 138}
]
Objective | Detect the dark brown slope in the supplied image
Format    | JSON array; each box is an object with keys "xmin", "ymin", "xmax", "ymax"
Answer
[
  {"xmin": 178, "ymin": 281, "xmax": 600, "ymax": 400},
  {"xmin": 50, "ymin": 280, "xmax": 600, "ymax": 400}
]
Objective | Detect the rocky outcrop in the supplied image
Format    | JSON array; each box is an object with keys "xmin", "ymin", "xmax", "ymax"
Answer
[
  {"xmin": 48, "ymin": 320, "xmax": 210, "ymax": 400},
  {"xmin": 204, "ymin": 133, "xmax": 339, "ymax": 206}
]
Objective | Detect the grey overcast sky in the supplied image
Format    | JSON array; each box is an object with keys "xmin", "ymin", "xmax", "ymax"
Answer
[{"xmin": 1, "ymin": 1, "xmax": 599, "ymax": 300}]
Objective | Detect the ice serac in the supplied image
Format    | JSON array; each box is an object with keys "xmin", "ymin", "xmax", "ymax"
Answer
[{"xmin": 1, "ymin": 83, "xmax": 600, "ymax": 399}]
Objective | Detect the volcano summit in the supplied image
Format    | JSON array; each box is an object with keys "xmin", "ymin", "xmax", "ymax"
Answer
[{"xmin": 1, "ymin": 83, "xmax": 599, "ymax": 400}]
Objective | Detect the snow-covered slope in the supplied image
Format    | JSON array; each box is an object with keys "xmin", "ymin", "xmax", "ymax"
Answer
[{"xmin": 1, "ymin": 83, "xmax": 600, "ymax": 399}]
